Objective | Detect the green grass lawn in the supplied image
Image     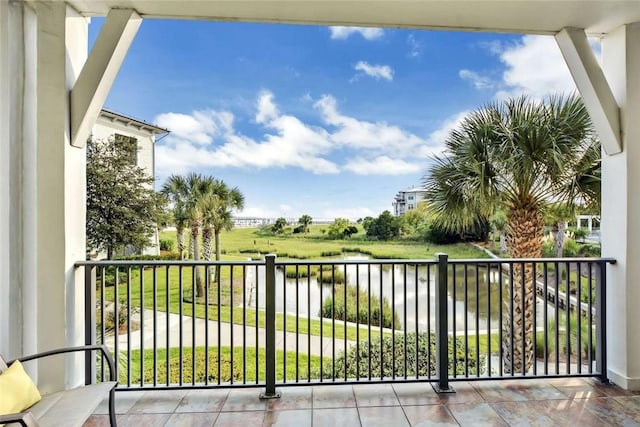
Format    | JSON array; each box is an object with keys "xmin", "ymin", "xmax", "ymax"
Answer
[
  {"xmin": 159, "ymin": 224, "xmax": 488, "ymax": 260},
  {"xmin": 118, "ymin": 346, "xmax": 327, "ymax": 385}
]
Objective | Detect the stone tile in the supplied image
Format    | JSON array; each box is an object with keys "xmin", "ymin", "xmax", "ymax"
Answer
[
  {"xmin": 164, "ymin": 412, "xmax": 219, "ymax": 427},
  {"xmin": 83, "ymin": 415, "xmax": 111, "ymax": 427},
  {"xmin": 437, "ymin": 382, "xmax": 484, "ymax": 405},
  {"xmin": 263, "ymin": 409, "xmax": 312, "ymax": 427},
  {"xmin": 402, "ymin": 405, "xmax": 458, "ymax": 427},
  {"xmin": 353, "ymin": 384, "xmax": 400, "ymax": 407},
  {"xmin": 553, "ymin": 385, "xmax": 607, "ymax": 399},
  {"xmin": 393, "ymin": 383, "xmax": 441, "ymax": 406},
  {"xmin": 525, "ymin": 399, "xmax": 608, "ymax": 427},
  {"xmin": 221, "ymin": 388, "xmax": 269, "ymax": 412},
  {"xmin": 473, "ymin": 380, "xmax": 567, "ymax": 402},
  {"xmin": 94, "ymin": 390, "xmax": 146, "ymax": 414},
  {"xmin": 587, "ymin": 380, "xmax": 640, "ymax": 397},
  {"xmin": 312, "ymin": 385, "xmax": 356, "ymax": 409},
  {"xmin": 175, "ymin": 389, "xmax": 229, "ymax": 413},
  {"xmin": 266, "ymin": 387, "xmax": 313, "ymax": 411},
  {"xmin": 214, "ymin": 411, "xmax": 265, "ymax": 427},
  {"xmin": 117, "ymin": 414, "xmax": 171, "ymax": 427},
  {"xmin": 128, "ymin": 390, "xmax": 187, "ymax": 414},
  {"xmin": 359, "ymin": 406, "xmax": 410, "ymax": 427},
  {"xmin": 313, "ymin": 408, "xmax": 360, "ymax": 427},
  {"xmin": 614, "ymin": 395, "xmax": 640, "ymax": 412},
  {"xmin": 490, "ymin": 401, "xmax": 557, "ymax": 426},
  {"xmin": 447, "ymin": 402, "xmax": 508, "ymax": 426},
  {"xmin": 582, "ymin": 397, "xmax": 640, "ymax": 425}
]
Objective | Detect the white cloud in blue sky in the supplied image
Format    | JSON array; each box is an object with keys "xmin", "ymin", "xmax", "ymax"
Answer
[
  {"xmin": 353, "ymin": 61, "xmax": 394, "ymax": 81},
  {"xmin": 91, "ymin": 19, "xmax": 589, "ymax": 219},
  {"xmin": 329, "ymin": 26, "xmax": 384, "ymax": 40}
]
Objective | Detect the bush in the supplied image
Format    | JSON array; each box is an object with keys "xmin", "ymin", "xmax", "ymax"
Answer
[
  {"xmin": 318, "ymin": 332, "xmax": 485, "ymax": 379},
  {"xmin": 318, "ymin": 266, "xmax": 345, "ymax": 284},
  {"xmin": 320, "ymin": 283, "xmax": 399, "ymax": 329},
  {"xmin": 563, "ymin": 239, "xmax": 580, "ymax": 257},
  {"xmin": 578, "ymin": 243, "xmax": 600, "ymax": 257},
  {"xmin": 282, "ymin": 265, "xmax": 319, "ymax": 278},
  {"xmin": 541, "ymin": 241, "xmax": 555, "ymax": 257},
  {"xmin": 320, "ymin": 250, "xmax": 341, "ymax": 257},
  {"xmin": 114, "ymin": 253, "xmax": 181, "ymax": 261},
  {"xmin": 159, "ymin": 238, "xmax": 174, "ymax": 251}
]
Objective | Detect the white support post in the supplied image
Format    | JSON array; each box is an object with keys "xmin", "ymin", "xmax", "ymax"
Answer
[
  {"xmin": 601, "ymin": 22, "xmax": 640, "ymax": 390},
  {"xmin": 70, "ymin": 8, "xmax": 141, "ymax": 148},
  {"xmin": 556, "ymin": 27, "xmax": 622, "ymax": 155}
]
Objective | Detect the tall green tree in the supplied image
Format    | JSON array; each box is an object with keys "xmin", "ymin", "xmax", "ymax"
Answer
[
  {"xmin": 162, "ymin": 175, "xmax": 190, "ymax": 259},
  {"xmin": 298, "ymin": 214, "xmax": 313, "ymax": 233},
  {"xmin": 423, "ymin": 94, "xmax": 600, "ymax": 374},
  {"xmin": 86, "ymin": 136, "xmax": 165, "ymax": 259},
  {"xmin": 200, "ymin": 179, "xmax": 244, "ymax": 261}
]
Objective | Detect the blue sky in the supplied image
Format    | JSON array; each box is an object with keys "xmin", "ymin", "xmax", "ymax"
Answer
[{"xmin": 89, "ymin": 19, "xmax": 588, "ymax": 220}]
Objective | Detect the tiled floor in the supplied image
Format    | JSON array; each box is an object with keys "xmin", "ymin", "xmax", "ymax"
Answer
[{"xmin": 84, "ymin": 378, "xmax": 640, "ymax": 426}]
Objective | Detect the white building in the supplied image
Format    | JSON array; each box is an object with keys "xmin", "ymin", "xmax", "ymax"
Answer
[
  {"xmin": 392, "ymin": 187, "xmax": 427, "ymax": 216},
  {"xmin": 92, "ymin": 108, "xmax": 169, "ymax": 256}
]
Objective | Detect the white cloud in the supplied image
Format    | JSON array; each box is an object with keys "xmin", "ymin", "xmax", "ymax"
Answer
[
  {"xmin": 329, "ymin": 26, "xmax": 384, "ymax": 40},
  {"xmin": 407, "ymin": 34, "xmax": 421, "ymax": 58},
  {"xmin": 419, "ymin": 110, "xmax": 470, "ymax": 157},
  {"xmin": 155, "ymin": 91, "xmax": 339, "ymax": 177},
  {"xmin": 344, "ymin": 156, "xmax": 422, "ymax": 175},
  {"xmin": 314, "ymin": 95, "xmax": 424, "ymax": 154},
  {"xmin": 496, "ymin": 35, "xmax": 576, "ymax": 99},
  {"xmin": 459, "ymin": 69, "xmax": 493, "ymax": 90},
  {"xmin": 155, "ymin": 110, "xmax": 233, "ymax": 145},
  {"xmin": 353, "ymin": 61, "xmax": 394, "ymax": 81}
]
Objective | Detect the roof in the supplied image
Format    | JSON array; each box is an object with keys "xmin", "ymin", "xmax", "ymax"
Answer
[
  {"xmin": 98, "ymin": 108, "xmax": 169, "ymax": 135},
  {"xmin": 64, "ymin": 1, "xmax": 640, "ymax": 36}
]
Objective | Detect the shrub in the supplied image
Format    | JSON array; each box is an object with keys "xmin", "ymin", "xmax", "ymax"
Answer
[
  {"xmin": 282, "ymin": 265, "xmax": 319, "ymax": 278},
  {"xmin": 318, "ymin": 266, "xmax": 345, "ymax": 284},
  {"xmin": 317, "ymin": 332, "xmax": 485, "ymax": 379},
  {"xmin": 563, "ymin": 239, "xmax": 580, "ymax": 257},
  {"xmin": 159, "ymin": 238, "xmax": 174, "ymax": 252},
  {"xmin": 320, "ymin": 283, "xmax": 399, "ymax": 329},
  {"xmin": 541, "ymin": 241, "xmax": 555, "ymax": 257},
  {"xmin": 320, "ymin": 250, "xmax": 341, "ymax": 257},
  {"xmin": 578, "ymin": 243, "xmax": 600, "ymax": 257}
]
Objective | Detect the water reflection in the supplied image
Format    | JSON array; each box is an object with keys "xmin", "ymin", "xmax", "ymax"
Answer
[{"xmin": 248, "ymin": 256, "xmax": 551, "ymax": 333}]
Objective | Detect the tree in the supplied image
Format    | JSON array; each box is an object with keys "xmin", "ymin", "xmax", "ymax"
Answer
[
  {"xmin": 423, "ymin": 94, "xmax": 600, "ymax": 374},
  {"xmin": 87, "ymin": 136, "xmax": 165, "ymax": 259},
  {"xmin": 343, "ymin": 225, "xmax": 358, "ymax": 239},
  {"xmin": 298, "ymin": 214, "xmax": 313, "ymax": 233},
  {"xmin": 327, "ymin": 218, "xmax": 350, "ymax": 239},
  {"xmin": 364, "ymin": 211, "xmax": 401, "ymax": 240},
  {"xmin": 272, "ymin": 217, "xmax": 287, "ymax": 234},
  {"xmin": 162, "ymin": 175, "xmax": 190, "ymax": 259},
  {"xmin": 202, "ymin": 180, "xmax": 244, "ymax": 261}
]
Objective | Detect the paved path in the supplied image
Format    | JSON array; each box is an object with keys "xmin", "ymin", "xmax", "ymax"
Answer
[{"xmin": 104, "ymin": 310, "xmax": 358, "ymax": 357}]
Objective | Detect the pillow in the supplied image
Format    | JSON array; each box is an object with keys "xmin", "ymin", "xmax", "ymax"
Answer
[{"xmin": 0, "ymin": 360, "xmax": 42, "ymax": 417}]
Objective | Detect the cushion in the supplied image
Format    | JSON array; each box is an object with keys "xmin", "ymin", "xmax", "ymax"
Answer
[{"xmin": 0, "ymin": 360, "xmax": 42, "ymax": 416}]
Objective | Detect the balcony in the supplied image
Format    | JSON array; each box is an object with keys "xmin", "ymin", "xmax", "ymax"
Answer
[{"xmin": 74, "ymin": 255, "xmax": 628, "ymax": 426}]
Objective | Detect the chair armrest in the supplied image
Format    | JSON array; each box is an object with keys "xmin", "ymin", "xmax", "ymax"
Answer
[
  {"xmin": 0, "ymin": 411, "xmax": 39, "ymax": 427},
  {"xmin": 8, "ymin": 345, "xmax": 116, "ymax": 382}
]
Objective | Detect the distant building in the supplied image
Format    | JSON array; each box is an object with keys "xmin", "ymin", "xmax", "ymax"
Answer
[
  {"xmin": 92, "ymin": 108, "xmax": 169, "ymax": 256},
  {"xmin": 392, "ymin": 186, "xmax": 427, "ymax": 216}
]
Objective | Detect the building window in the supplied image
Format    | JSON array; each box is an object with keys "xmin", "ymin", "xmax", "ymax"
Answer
[
  {"xmin": 114, "ymin": 133, "xmax": 138, "ymax": 165},
  {"xmin": 408, "ymin": 195, "xmax": 414, "ymax": 200},
  {"xmin": 408, "ymin": 204, "xmax": 414, "ymax": 210}
]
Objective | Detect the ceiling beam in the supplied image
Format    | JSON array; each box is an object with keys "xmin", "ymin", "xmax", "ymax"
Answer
[
  {"xmin": 556, "ymin": 27, "xmax": 621, "ymax": 155},
  {"xmin": 70, "ymin": 8, "xmax": 141, "ymax": 148}
]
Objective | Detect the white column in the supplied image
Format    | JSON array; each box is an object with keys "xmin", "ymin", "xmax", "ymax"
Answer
[
  {"xmin": 32, "ymin": 2, "xmax": 88, "ymax": 392},
  {"xmin": 601, "ymin": 22, "xmax": 640, "ymax": 390}
]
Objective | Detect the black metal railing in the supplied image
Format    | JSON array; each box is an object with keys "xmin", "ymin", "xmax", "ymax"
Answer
[{"xmin": 76, "ymin": 254, "xmax": 615, "ymax": 394}]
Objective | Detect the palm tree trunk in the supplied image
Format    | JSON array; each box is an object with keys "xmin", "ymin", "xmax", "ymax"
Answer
[
  {"xmin": 202, "ymin": 226, "xmax": 213, "ymax": 260},
  {"xmin": 215, "ymin": 229, "xmax": 222, "ymax": 261},
  {"xmin": 555, "ymin": 221, "xmax": 566, "ymax": 258},
  {"xmin": 503, "ymin": 202, "xmax": 544, "ymax": 374},
  {"xmin": 191, "ymin": 223, "xmax": 204, "ymax": 298},
  {"xmin": 499, "ymin": 231, "xmax": 508, "ymax": 253},
  {"xmin": 176, "ymin": 226, "xmax": 185, "ymax": 259}
]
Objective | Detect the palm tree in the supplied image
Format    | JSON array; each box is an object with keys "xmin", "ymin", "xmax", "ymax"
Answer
[
  {"xmin": 298, "ymin": 214, "xmax": 313, "ymax": 233},
  {"xmin": 424, "ymin": 94, "xmax": 600, "ymax": 374},
  {"xmin": 162, "ymin": 175, "xmax": 190, "ymax": 259}
]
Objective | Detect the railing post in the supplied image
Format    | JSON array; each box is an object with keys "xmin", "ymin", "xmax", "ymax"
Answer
[
  {"xmin": 84, "ymin": 265, "xmax": 96, "ymax": 385},
  {"xmin": 435, "ymin": 253, "xmax": 454, "ymax": 393},
  {"xmin": 260, "ymin": 254, "xmax": 281, "ymax": 399},
  {"xmin": 595, "ymin": 261, "xmax": 608, "ymax": 384}
]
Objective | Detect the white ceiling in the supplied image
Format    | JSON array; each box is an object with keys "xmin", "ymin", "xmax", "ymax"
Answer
[{"xmin": 64, "ymin": 0, "xmax": 640, "ymax": 36}]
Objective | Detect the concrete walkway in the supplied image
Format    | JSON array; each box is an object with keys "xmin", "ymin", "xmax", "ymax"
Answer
[{"xmin": 103, "ymin": 310, "xmax": 358, "ymax": 357}]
